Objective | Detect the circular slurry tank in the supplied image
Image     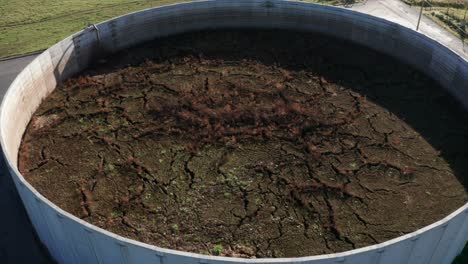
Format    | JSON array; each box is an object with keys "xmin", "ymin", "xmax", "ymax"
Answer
[{"xmin": 1, "ymin": 1, "xmax": 468, "ymax": 264}]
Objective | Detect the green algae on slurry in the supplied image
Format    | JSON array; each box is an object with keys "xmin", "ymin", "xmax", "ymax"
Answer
[{"xmin": 18, "ymin": 29, "xmax": 468, "ymax": 258}]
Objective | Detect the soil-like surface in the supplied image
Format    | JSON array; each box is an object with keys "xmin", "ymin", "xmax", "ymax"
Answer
[{"xmin": 18, "ymin": 29, "xmax": 468, "ymax": 258}]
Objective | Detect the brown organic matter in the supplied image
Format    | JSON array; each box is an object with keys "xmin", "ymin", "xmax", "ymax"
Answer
[{"xmin": 18, "ymin": 29, "xmax": 468, "ymax": 258}]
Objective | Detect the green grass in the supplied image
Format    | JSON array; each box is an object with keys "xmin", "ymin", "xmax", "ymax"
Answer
[
  {"xmin": 424, "ymin": 9, "xmax": 467, "ymax": 42},
  {"xmin": 422, "ymin": 4, "xmax": 467, "ymax": 43},
  {"xmin": 403, "ymin": 0, "xmax": 467, "ymax": 8},
  {"xmin": 0, "ymin": 0, "xmax": 195, "ymax": 58},
  {"xmin": 0, "ymin": 0, "xmax": 360, "ymax": 59},
  {"xmin": 402, "ymin": 1, "xmax": 467, "ymax": 44}
]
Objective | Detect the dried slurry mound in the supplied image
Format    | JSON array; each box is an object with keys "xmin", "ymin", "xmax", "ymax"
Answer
[{"xmin": 18, "ymin": 30, "xmax": 468, "ymax": 258}]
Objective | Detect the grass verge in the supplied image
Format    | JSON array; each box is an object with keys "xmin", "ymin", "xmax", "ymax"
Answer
[{"xmin": 402, "ymin": 0, "xmax": 467, "ymax": 44}]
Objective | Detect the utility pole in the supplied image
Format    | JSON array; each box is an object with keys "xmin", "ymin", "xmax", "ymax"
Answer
[{"xmin": 416, "ymin": 0, "xmax": 425, "ymax": 31}]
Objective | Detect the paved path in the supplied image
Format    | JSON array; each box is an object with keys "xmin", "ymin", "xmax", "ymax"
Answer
[
  {"xmin": 0, "ymin": 55, "xmax": 37, "ymax": 97},
  {"xmin": 0, "ymin": 1, "xmax": 466, "ymax": 263}
]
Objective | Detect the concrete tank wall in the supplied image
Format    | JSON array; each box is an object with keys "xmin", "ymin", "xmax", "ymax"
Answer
[{"xmin": 1, "ymin": 1, "xmax": 467, "ymax": 264}]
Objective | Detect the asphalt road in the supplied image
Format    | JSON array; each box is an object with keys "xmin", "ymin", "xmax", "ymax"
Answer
[
  {"xmin": 0, "ymin": 54, "xmax": 37, "ymax": 98},
  {"xmin": 0, "ymin": 1, "xmax": 465, "ymax": 263}
]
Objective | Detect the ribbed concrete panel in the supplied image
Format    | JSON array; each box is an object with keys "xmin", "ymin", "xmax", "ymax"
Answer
[
  {"xmin": 377, "ymin": 239, "xmax": 416, "ymax": 264},
  {"xmin": 61, "ymin": 216, "xmax": 101, "ymax": 264},
  {"xmin": 15, "ymin": 181, "xmax": 54, "ymax": 257},
  {"xmin": 36, "ymin": 51, "xmax": 57, "ymax": 96},
  {"xmin": 1, "ymin": 1, "xmax": 467, "ymax": 264}
]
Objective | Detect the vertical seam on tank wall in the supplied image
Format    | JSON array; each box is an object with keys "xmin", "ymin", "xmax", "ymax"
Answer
[
  {"xmin": 72, "ymin": 33, "xmax": 83, "ymax": 74},
  {"xmin": 37, "ymin": 53, "xmax": 49, "ymax": 104},
  {"xmin": 56, "ymin": 213, "xmax": 80, "ymax": 264},
  {"xmin": 426, "ymin": 223, "xmax": 449, "ymax": 264},
  {"xmin": 373, "ymin": 248, "xmax": 384, "ymax": 264},
  {"xmin": 110, "ymin": 20, "xmax": 118, "ymax": 52},
  {"xmin": 404, "ymin": 236, "xmax": 420, "ymax": 264},
  {"xmin": 452, "ymin": 63, "xmax": 462, "ymax": 91},
  {"xmin": 155, "ymin": 252, "xmax": 165, "ymax": 264},
  {"xmin": 26, "ymin": 67, "xmax": 37, "ymax": 133},
  {"xmin": 34, "ymin": 198, "xmax": 66, "ymax": 263},
  {"xmin": 436, "ymin": 209, "xmax": 468, "ymax": 264},
  {"xmin": 334, "ymin": 256, "xmax": 346, "ymax": 263},
  {"xmin": 116, "ymin": 242, "xmax": 129, "ymax": 264},
  {"xmin": 456, "ymin": 210, "xmax": 468, "ymax": 254},
  {"xmin": 84, "ymin": 228, "xmax": 103, "ymax": 264}
]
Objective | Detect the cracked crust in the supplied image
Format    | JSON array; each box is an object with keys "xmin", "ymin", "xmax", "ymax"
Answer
[{"xmin": 18, "ymin": 29, "xmax": 467, "ymax": 258}]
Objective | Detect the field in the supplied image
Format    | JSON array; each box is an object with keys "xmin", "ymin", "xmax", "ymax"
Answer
[
  {"xmin": 0, "ymin": 0, "xmax": 191, "ymax": 58},
  {"xmin": 403, "ymin": 0, "xmax": 467, "ymax": 43},
  {"xmin": 0, "ymin": 0, "xmax": 358, "ymax": 59},
  {"xmin": 424, "ymin": 11, "xmax": 467, "ymax": 44},
  {"xmin": 404, "ymin": 0, "xmax": 468, "ymax": 7}
]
